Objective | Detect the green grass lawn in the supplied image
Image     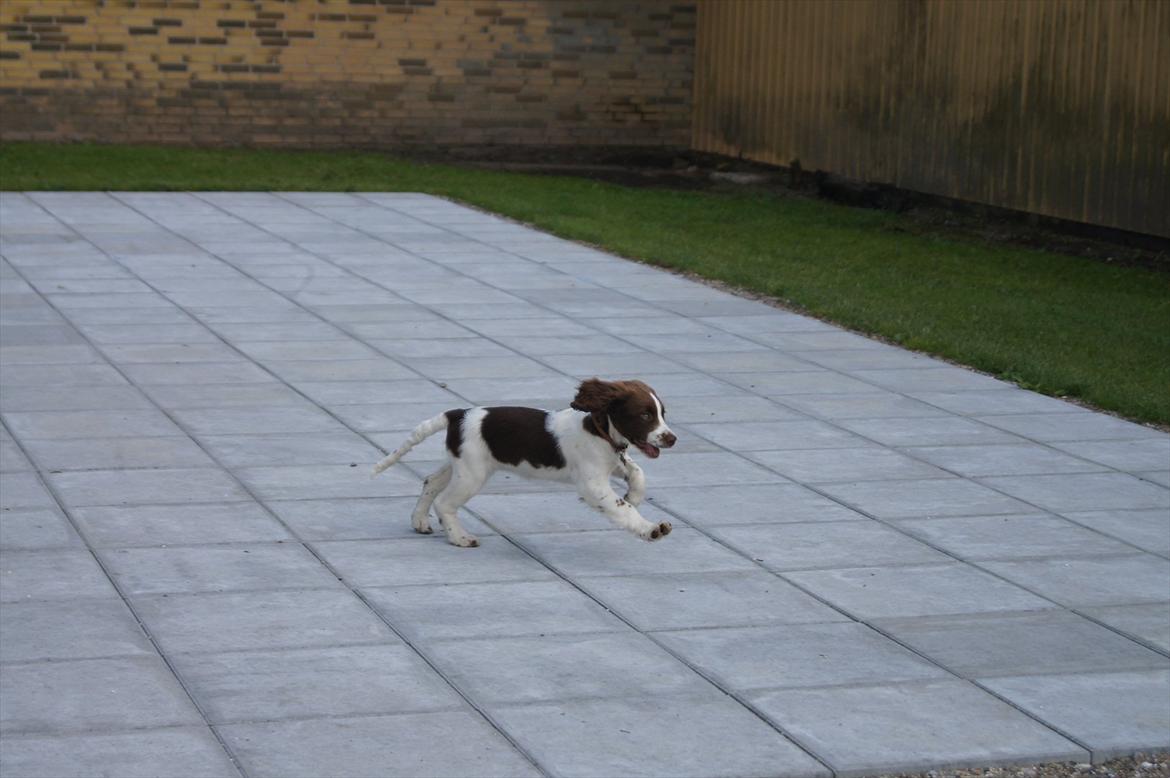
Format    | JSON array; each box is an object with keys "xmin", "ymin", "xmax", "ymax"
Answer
[{"xmin": 3, "ymin": 142, "xmax": 1168, "ymax": 426}]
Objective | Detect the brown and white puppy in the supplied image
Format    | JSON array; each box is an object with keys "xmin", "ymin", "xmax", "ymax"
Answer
[{"xmin": 373, "ymin": 378, "xmax": 677, "ymax": 547}]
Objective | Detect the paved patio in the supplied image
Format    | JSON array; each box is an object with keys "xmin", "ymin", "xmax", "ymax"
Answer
[{"xmin": 1, "ymin": 191, "xmax": 1167, "ymax": 778}]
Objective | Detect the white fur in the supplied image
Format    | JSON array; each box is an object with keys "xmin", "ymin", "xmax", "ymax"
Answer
[
  {"xmin": 373, "ymin": 406, "xmax": 672, "ymax": 547},
  {"xmin": 647, "ymin": 391, "xmax": 673, "ymax": 448}
]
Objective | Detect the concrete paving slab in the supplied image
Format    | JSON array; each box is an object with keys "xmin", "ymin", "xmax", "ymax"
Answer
[
  {"xmin": 657, "ymin": 393, "xmax": 803, "ymax": 423},
  {"xmin": 314, "ymin": 537, "xmax": 556, "ymax": 587},
  {"xmin": 748, "ymin": 447, "xmax": 952, "ymax": 483},
  {"xmin": 466, "ymin": 491, "xmax": 676, "ymax": 534},
  {"xmin": 209, "ymin": 321, "xmax": 344, "ymax": 342},
  {"xmin": 0, "ymin": 346, "xmax": 100, "ymax": 369},
  {"xmin": 197, "ymin": 431, "xmax": 380, "ymax": 467},
  {"xmin": 141, "ymin": 382, "xmax": 313, "ymax": 409},
  {"xmin": 22, "ymin": 435, "xmax": 215, "ymax": 471},
  {"xmin": 0, "ymin": 438, "xmax": 32, "ymax": 473},
  {"xmin": 750, "ymin": 680, "xmax": 1088, "ymax": 776},
  {"xmin": 290, "ymin": 379, "xmax": 460, "ymax": 407},
  {"xmin": 98, "ymin": 342, "xmax": 243, "ymax": 364},
  {"xmin": 637, "ymin": 451, "xmax": 784, "ymax": 487},
  {"xmin": 99, "ymin": 543, "xmax": 342, "ymax": 596},
  {"xmin": 981, "ymin": 555, "xmax": 1170, "ymax": 608},
  {"xmin": 786, "ymin": 563, "xmax": 1055, "ymax": 619},
  {"xmin": 132, "ymin": 588, "xmax": 397, "ymax": 654},
  {"xmin": 981, "ymin": 472, "xmax": 1170, "ymax": 512},
  {"xmin": 977, "ymin": 412, "xmax": 1160, "ymax": 442},
  {"xmin": 0, "ymin": 362, "xmax": 128, "ymax": 386},
  {"xmin": 891, "ymin": 514, "xmax": 1141, "ymax": 560},
  {"xmin": 837, "ymin": 416, "xmax": 1023, "ymax": 447},
  {"xmin": 235, "ymin": 463, "xmax": 420, "ymax": 500},
  {"xmin": 0, "ymin": 508, "xmax": 81, "ymax": 550},
  {"xmin": 268, "ymin": 497, "xmax": 492, "ymax": 541},
  {"xmin": 1050, "ymin": 438, "xmax": 1170, "ymax": 471},
  {"xmin": 4, "ymin": 192, "xmax": 1169, "ymax": 777},
  {"xmin": 874, "ymin": 610, "xmax": 1170, "ymax": 677},
  {"xmin": 363, "ymin": 579, "xmax": 625, "ymax": 641},
  {"xmin": 72, "ymin": 502, "xmax": 291, "ymax": 547},
  {"xmin": 791, "ymin": 347, "xmax": 944, "ymax": 371},
  {"xmin": 817, "ymin": 478, "xmax": 1035, "ymax": 518},
  {"xmin": 77, "ymin": 322, "xmax": 217, "ymax": 344},
  {"xmin": 489, "ymin": 694, "xmax": 830, "ymax": 778},
  {"xmin": 541, "ymin": 350, "xmax": 692, "ymax": 375},
  {"xmin": 903, "ymin": 442, "xmax": 1109, "ymax": 477},
  {"xmin": 426, "ymin": 632, "xmax": 714, "ymax": 704},
  {"xmin": 0, "ymin": 727, "xmax": 242, "ymax": 778},
  {"xmin": 263, "ymin": 357, "xmax": 419, "ymax": 382},
  {"xmin": 0, "ymin": 656, "xmax": 203, "ymax": 734},
  {"xmin": 690, "ymin": 419, "xmax": 871, "ymax": 450},
  {"xmin": 0, "ymin": 549, "xmax": 119, "ymax": 602},
  {"xmin": 172, "ymin": 643, "xmax": 463, "ymax": 723},
  {"xmin": 656, "ymin": 623, "xmax": 947, "ymax": 691},
  {"xmin": 981, "ymin": 670, "xmax": 1170, "ymax": 761},
  {"xmin": 2, "ymin": 409, "xmax": 181, "ymax": 439},
  {"xmin": 218, "ymin": 712, "xmax": 541, "ymax": 778},
  {"xmin": 514, "ymin": 528, "xmax": 755, "ymax": 577},
  {"xmin": 711, "ymin": 520, "xmax": 949, "ymax": 571},
  {"xmin": 121, "ymin": 361, "xmax": 276, "ymax": 385},
  {"xmin": 1138, "ymin": 469, "xmax": 1170, "ymax": 487},
  {"xmin": 47, "ymin": 467, "xmax": 250, "ymax": 507},
  {"xmin": 1082, "ymin": 603, "xmax": 1170, "ymax": 653},
  {"xmin": 174, "ymin": 406, "xmax": 345, "ymax": 436},
  {"xmin": 645, "ymin": 483, "xmax": 869, "ymax": 526},
  {"xmin": 853, "ymin": 367, "xmax": 1009, "ymax": 393},
  {"xmin": 726, "ymin": 370, "xmax": 879, "ymax": 395},
  {"xmin": 0, "ymin": 598, "xmax": 153, "ymax": 662},
  {"xmin": 777, "ymin": 392, "xmax": 950, "ymax": 420},
  {"xmin": 329, "ymin": 400, "xmax": 467, "ymax": 432},
  {"xmin": 574, "ymin": 569, "xmax": 847, "ymax": 631}
]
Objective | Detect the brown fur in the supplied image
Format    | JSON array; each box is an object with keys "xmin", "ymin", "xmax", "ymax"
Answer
[
  {"xmin": 572, "ymin": 378, "xmax": 665, "ymax": 448},
  {"xmin": 481, "ymin": 407, "xmax": 566, "ymax": 469}
]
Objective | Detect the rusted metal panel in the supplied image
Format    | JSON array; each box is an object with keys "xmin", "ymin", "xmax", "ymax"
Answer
[{"xmin": 693, "ymin": 0, "xmax": 1170, "ymax": 237}]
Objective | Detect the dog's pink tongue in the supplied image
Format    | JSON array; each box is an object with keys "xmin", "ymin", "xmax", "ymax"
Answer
[{"xmin": 638, "ymin": 443, "xmax": 661, "ymax": 458}]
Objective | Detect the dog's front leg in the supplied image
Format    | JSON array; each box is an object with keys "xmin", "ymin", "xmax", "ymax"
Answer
[
  {"xmin": 616, "ymin": 453, "xmax": 646, "ymax": 507},
  {"xmin": 578, "ymin": 479, "xmax": 670, "ymax": 541}
]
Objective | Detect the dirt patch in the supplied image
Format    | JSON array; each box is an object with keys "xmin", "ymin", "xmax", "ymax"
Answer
[{"xmin": 885, "ymin": 752, "xmax": 1170, "ymax": 778}]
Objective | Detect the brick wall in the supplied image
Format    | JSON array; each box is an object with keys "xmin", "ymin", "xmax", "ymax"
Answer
[{"xmin": 0, "ymin": 1, "xmax": 694, "ymax": 148}]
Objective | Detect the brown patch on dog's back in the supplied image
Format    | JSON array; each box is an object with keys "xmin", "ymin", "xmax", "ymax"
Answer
[
  {"xmin": 445, "ymin": 408, "xmax": 467, "ymax": 457},
  {"xmin": 481, "ymin": 407, "xmax": 566, "ymax": 469}
]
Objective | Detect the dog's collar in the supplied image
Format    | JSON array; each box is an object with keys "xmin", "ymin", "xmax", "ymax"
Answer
[{"xmin": 586, "ymin": 414, "xmax": 627, "ymax": 453}]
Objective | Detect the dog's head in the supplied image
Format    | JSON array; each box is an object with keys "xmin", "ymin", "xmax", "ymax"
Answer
[{"xmin": 571, "ymin": 378, "xmax": 677, "ymax": 458}]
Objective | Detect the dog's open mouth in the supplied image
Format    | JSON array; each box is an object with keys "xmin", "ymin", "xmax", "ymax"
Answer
[{"xmin": 635, "ymin": 442, "xmax": 661, "ymax": 458}]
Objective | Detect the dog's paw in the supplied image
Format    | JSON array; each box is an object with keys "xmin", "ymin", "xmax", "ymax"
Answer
[
  {"xmin": 647, "ymin": 521, "xmax": 672, "ymax": 541},
  {"xmin": 413, "ymin": 524, "xmax": 433, "ymax": 535},
  {"xmin": 447, "ymin": 533, "xmax": 480, "ymax": 548}
]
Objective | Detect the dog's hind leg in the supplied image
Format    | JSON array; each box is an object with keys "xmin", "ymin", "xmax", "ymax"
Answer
[
  {"xmin": 411, "ymin": 463, "xmax": 452, "ymax": 535},
  {"xmin": 433, "ymin": 466, "xmax": 487, "ymax": 548}
]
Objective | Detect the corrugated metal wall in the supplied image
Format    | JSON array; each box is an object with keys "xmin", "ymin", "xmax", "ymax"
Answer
[{"xmin": 693, "ymin": 0, "xmax": 1170, "ymax": 238}]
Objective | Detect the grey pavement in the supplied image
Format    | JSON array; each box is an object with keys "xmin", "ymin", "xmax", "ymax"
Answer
[{"xmin": 0, "ymin": 191, "xmax": 1167, "ymax": 778}]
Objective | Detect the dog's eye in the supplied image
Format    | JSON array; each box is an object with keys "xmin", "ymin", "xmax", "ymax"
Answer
[{"xmin": 640, "ymin": 412, "xmax": 652, "ymax": 420}]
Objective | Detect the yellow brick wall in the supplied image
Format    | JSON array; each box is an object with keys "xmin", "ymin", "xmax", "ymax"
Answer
[{"xmin": 0, "ymin": 0, "xmax": 694, "ymax": 147}]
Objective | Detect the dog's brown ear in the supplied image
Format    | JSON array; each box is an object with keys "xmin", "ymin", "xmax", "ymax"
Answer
[{"xmin": 571, "ymin": 378, "xmax": 617, "ymax": 413}]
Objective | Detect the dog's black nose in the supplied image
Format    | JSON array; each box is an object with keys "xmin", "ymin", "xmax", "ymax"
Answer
[{"xmin": 660, "ymin": 432, "xmax": 677, "ymax": 448}]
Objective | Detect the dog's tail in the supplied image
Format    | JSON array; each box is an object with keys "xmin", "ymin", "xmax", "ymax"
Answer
[{"xmin": 371, "ymin": 412, "xmax": 450, "ymax": 477}]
